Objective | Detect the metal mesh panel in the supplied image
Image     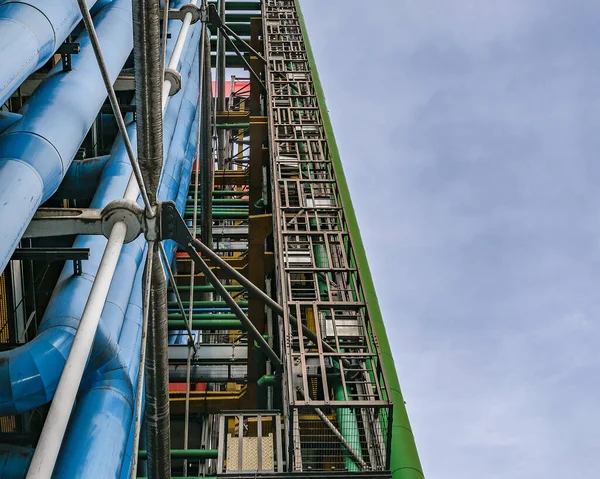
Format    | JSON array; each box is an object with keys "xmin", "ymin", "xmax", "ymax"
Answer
[{"xmin": 291, "ymin": 406, "xmax": 390, "ymax": 472}]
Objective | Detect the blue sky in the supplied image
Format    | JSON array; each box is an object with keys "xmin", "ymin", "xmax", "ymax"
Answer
[{"xmin": 300, "ymin": 1, "xmax": 600, "ymax": 477}]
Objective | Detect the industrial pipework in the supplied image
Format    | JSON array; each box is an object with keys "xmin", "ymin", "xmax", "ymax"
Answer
[{"xmin": 0, "ymin": 1, "xmax": 424, "ymax": 478}]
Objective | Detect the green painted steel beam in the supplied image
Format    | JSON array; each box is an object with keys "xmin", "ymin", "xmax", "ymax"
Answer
[
  {"xmin": 295, "ymin": 2, "xmax": 424, "ymax": 478},
  {"xmin": 211, "ymin": 190, "xmax": 248, "ymax": 196},
  {"xmin": 187, "ymin": 198, "xmax": 248, "ymax": 205},
  {"xmin": 213, "ymin": 123, "xmax": 250, "ymax": 129},
  {"xmin": 167, "ymin": 300, "xmax": 248, "ymax": 308},
  {"xmin": 208, "ymin": 1, "xmax": 260, "ymax": 10},
  {"xmin": 168, "ymin": 319, "xmax": 243, "ymax": 330},
  {"xmin": 171, "ymin": 285, "xmax": 245, "ymax": 292},
  {"xmin": 138, "ymin": 449, "xmax": 218, "ymax": 459},
  {"xmin": 168, "ymin": 313, "xmax": 239, "ymax": 321}
]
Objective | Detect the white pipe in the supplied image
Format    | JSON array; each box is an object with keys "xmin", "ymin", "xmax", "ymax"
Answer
[
  {"xmin": 26, "ymin": 221, "xmax": 128, "ymax": 479},
  {"xmin": 129, "ymin": 241, "xmax": 153, "ymax": 479},
  {"xmin": 26, "ymin": 6, "xmax": 202, "ymax": 477},
  {"xmin": 161, "ymin": 0, "xmax": 198, "ymax": 111}
]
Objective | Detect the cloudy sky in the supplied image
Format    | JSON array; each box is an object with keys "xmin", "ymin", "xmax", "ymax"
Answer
[{"xmin": 300, "ymin": 1, "xmax": 600, "ymax": 477}]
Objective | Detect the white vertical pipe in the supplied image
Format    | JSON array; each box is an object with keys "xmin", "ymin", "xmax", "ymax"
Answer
[
  {"xmin": 161, "ymin": 0, "xmax": 198, "ymax": 110},
  {"xmin": 26, "ymin": 3, "xmax": 203, "ymax": 477},
  {"xmin": 26, "ymin": 221, "xmax": 128, "ymax": 479}
]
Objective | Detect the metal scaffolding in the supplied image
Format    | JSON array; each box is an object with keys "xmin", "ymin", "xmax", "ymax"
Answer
[{"xmin": 0, "ymin": 1, "xmax": 423, "ymax": 478}]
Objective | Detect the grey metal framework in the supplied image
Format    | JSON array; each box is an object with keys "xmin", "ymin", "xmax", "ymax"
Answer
[{"xmin": 263, "ymin": 0, "xmax": 392, "ymax": 472}]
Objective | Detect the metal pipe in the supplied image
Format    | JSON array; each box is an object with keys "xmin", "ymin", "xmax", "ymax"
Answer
[
  {"xmin": 143, "ymin": 246, "xmax": 171, "ymax": 479},
  {"xmin": 168, "ymin": 319, "xmax": 242, "ymax": 329},
  {"xmin": 16, "ymin": 9, "xmax": 202, "ymax": 477},
  {"xmin": 131, "ymin": 0, "xmax": 171, "ymax": 474},
  {"xmin": 170, "ymin": 285, "xmax": 244, "ymax": 292},
  {"xmin": 0, "ymin": 0, "xmax": 133, "ymax": 273},
  {"xmin": 184, "ymin": 18, "xmax": 206, "ymax": 473},
  {"xmin": 199, "ymin": 26, "xmax": 213, "ymax": 245},
  {"xmin": 52, "ymin": 155, "xmax": 111, "ymax": 201},
  {"xmin": 162, "ymin": 0, "xmax": 200, "ymax": 109},
  {"xmin": 187, "ymin": 198, "xmax": 248, "ymax": 205},
  {"xmin": 185, "ymin": 245, "xmax": 282, "ymax": 369},
  {"xmin": 333, "ymin": 381, "xmax": 364, "ymax": 471},
  {"xmin": 257, "ymin": 374, "xmax": 276, "ymax": 388},
  {"xmin": 168, "ymin": 313, "xmax": 238, "ymax": 319},
  {"xmin": 168, "ymin": 300, "xmax": 248, "ymax": 308},
  {"xmin": 159, "ymin": 242, "xmax": 197, "ymax": 350},
  {"xmin": 26, "ymin": 221, "xmax": 128, "ymax": 479},
  {"xmin": 76, "ymin": 0, "xmax": 154, "ymax": 215},
  {"xmin": 0, "ymin": 0, "xmax": 104, "ymax": 105},
  {"xmin": 138, "ymin": 449, "xmax": 218, "ymax": 459},
  {"xmin": 216, "ymin": 0, "xmax": 226, "ymax": 167},
  {"xmin": 210, "ymin": 189, "xmax": 248, "ymax": 196},
  {"xmin": 129, "ymin": 243, "xmax": 153, "ymax": 479}
]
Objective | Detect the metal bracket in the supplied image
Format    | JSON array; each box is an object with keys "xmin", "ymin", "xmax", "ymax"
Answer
[
  {"xmin": 23, "ymin": 199, "xmax": 144, "ymax": 243},
  {"xmin": 57, "ymin": 41, "xmax": 80, "ymax": 72},
  {"xmin": 159, "ymin": 4, "xmax": 201, "ymax": 23},
  {"xmin": 164, "ymin": 68, "xmax": 182, "ymax": 96},
  {"xmin": 160, "ymin": 201, "xmax": 192, "ymax": 246},
  {"xmin": 11, "ymin": 247, "xmax": 90, "ymax": 275}
]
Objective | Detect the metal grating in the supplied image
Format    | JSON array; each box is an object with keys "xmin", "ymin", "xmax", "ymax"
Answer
[
  {"xmin": 0, "ymin": 272, "xmax": 9, "ymax": 344},
  {"xmin": 0, "ymin": 272, "xmax": 15, "ymax": 433},
  {"xmin": 263, "ymin": 0, "xmax": 392, "ymax": 472}
]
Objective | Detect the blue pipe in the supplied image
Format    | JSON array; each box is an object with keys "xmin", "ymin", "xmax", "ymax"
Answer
[
  {"xmin": 0, "ymin": 112, "xmax": 21, "ymax": 134},
  {"xmin": 52, "ymin": 155, "xmax": 111, "ymax": 201},
  {"xmin": 52, "ymin": 43, "xmax": 201, "ymax": 478},
  {"xmin": 0, "ymin": 0, "xmax": 108, "ymax": 106},
  {"xmin": 0, "ymin": 444, "xmax": 33, "ymax": 479},
  {"xmin": 0, "ymin": 1, "xmax": 201, "ymax": 419},
  {"xmin": 0, "ymin": 0, "xmax": 133, "ymax": 274}
]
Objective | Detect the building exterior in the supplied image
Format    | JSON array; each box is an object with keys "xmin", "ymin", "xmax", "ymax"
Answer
[{"xmin": 0, "ymin": 1, "xmax": 423, "ymax": 478}]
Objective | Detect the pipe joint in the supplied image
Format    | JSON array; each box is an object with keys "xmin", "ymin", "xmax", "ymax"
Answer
[
  {"xmin": 101, "ymin": 199, "xmax": 144, "ymax": 243},
  {"xmin": 164, "ymin": 67, "xmax": 182, "ymax": 96}
]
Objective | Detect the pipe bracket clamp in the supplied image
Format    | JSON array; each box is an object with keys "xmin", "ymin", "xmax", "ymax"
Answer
[
  {"xmin": 101, "ymin": 199, "xmax": 144, "ymax": 243},
  {"xmin": 164, "ymin": 68, "xmax": 182, "ymax": 96},
  {"xmin": 180, "ymin": 4, "xmax": 201, "ymax": 24},
  {"xmin": 143, "ymin": 203, "xmax": 161, "ymax": 242}
]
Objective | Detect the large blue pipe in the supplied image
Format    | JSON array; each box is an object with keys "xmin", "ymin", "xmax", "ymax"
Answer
[
  {"xmin": 0, "ymin": 43, "xmax": 200, "ymax": 478},
  {"xmin": 0, "ymin": 0, "xmax": 132, "ymax": 274},
  {"xmin": 0, "ymin": 13, "xmax": 201, "ymax": 418},
  {"xmin": 0, "ymin": 445, "xmax": 33, "ymax": 479},
  {"xmin": 0, "ymin": 0, "xmax": 108, "ymax": 106},
  {"xmin": 50, "ymin": 42, "xmax": 201, "ymax": 478},
  {"xmin": 52, "ymin": 155, "xmax": 111, "ymax": 202}
]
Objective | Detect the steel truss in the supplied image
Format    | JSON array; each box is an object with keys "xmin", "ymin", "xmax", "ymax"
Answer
[{"xmin": 263, "ymin": 0, "xmax": 392, "ymax": 472}]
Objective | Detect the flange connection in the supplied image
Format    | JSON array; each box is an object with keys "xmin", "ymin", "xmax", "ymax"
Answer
[{"xmin": 101, "ymin": 199, "xmax": 144, "ymax": 243}]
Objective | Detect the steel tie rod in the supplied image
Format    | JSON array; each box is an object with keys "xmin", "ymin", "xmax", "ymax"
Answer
[
  {"xmin": 184, "ymin": 244, "xmax": 282, "ymax": 370},
  {"xmin": 129, "ymin": 242, "xmax": 154, "ymax": 479},
  {"xmin": 75, "ymin": 0, "xmax": 154, "ymax": 217},
  {"xmin": 159, "ymin": 243, "xmax": 197, "ymax": 352},
  {"xmin": 191, "ymin": 238, "xmax": 353, "ymax": 369}
]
